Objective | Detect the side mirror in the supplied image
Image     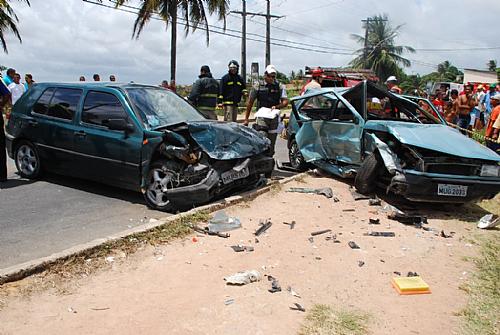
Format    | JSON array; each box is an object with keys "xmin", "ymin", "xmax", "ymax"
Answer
[
  {"xmin": 353, "ymin": 117, "xmax": 360, "ymax": 125},
  {"xmin": 107, "ymin": 118, "xmax": 134, "ymax": 133}
]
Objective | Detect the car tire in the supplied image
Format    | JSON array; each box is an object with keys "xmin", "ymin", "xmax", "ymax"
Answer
[
  {"xmin": 354, "ymin": 152, "xmax": 381, "ymax": 194},
  {"xmin": 144, "ymin": 159, "xmax": 181, "ymax": 212},
  {"xmin": 288, "ymin": 139, "xmax": 308, "ymax": 171},
  {"xmin": 14, "ymin": 140, "xmax": 42, "ymax": 179}
]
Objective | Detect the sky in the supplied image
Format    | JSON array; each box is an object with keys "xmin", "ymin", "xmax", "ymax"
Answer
[{"xmin": 1, "ymin": 0, "xmax": 499, "ymax": 85}]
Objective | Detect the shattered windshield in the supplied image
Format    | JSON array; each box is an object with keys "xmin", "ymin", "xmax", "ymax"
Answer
[{"xmin": 126, "ymin": 87, "xmax": 206, "ymax": 129}]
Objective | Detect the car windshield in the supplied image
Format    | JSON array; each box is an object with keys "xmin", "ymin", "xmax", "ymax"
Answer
[{"xmin": 126, "ymin": 87, "xmax": 206, "ymax": 129}]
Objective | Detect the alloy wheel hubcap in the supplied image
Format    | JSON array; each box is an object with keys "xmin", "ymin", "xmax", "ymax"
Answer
[
  {"xmin": 17, "ymin": 145, "xmax": 37, "ymax": 176},
  {"xmin": 146, "ymin": 168, "xmax": 176, "ymax": 207}
]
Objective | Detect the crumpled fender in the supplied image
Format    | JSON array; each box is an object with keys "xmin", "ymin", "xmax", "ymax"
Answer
[{"xmin": 365, "ymin": 133, "xmax": 402, "ymax": 175}]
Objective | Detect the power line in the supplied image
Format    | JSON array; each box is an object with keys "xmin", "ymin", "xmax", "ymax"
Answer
[{"xmin": 414, "ymin": 46, "xmax": 500, "ymax": 52}]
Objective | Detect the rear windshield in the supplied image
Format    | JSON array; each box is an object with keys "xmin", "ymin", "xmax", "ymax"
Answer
[{"xmin": 125, "ymin": 87, "xmax": 205, "ymax": 129}]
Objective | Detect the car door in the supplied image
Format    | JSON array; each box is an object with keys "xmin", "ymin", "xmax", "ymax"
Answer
[
  {"xmin": 28, "ymin": 87, "xmax": 83, "ymax": 173},
  {"xmin": 73, "ymin": 89, "xmax": 143, "ymax": 190},
  {"xmin": 295, "ymin": 91, "xmax": 364, "ymax": 165}
]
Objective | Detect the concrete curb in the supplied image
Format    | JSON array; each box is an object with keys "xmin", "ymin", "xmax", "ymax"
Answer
[{"xmin": 0, "ymin": 172, "xmax": 307, "ymax": 285}]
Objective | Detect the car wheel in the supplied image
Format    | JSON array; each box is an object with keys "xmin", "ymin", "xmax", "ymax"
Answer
[
  {"xmin": 288, "ymin": 139, "xmax": 308, "ymax": 171},
  {"xmin": 144, "ymin": 159, "xmax": 180, "ymax": 212},
  {"xmin": 15, "ymin": 140, "xmax": 41, "ymax": 179},
  {"xmin": 354, "ymin": 152, "xmax": 381, "ymax": 194}
]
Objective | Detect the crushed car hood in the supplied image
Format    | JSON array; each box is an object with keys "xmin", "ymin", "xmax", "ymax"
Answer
[
  {"xmin": 186, "ymin": 121, "xmax": 271, "ymax": 160},
  {"xmin": 365, "ymin": 121, "xmax": 500, "ymax": 161}
]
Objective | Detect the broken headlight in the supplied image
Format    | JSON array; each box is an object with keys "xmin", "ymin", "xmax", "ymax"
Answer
[{"xmin": 480, "ymin": 164, "xmax": 500, "ymax": 177}]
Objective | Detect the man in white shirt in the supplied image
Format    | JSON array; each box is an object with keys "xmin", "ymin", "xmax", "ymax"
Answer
[{"xmin": 8, "ymin": 73, "xmax": 25, "ymax": 105}]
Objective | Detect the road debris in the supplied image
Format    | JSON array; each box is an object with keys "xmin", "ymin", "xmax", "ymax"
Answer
[
  {"xmin": 369, "ymin": 218, "xmax": 380, "ymax": 225},
  {"xmin": 207, "ymin": 211, "xmax": 241, "ymax": 233},
  {"xmin": 287, "ymin": 187, "xmax": 334, "ymax": 199},
  {"xmin": 230, "ymin": 245, "xmax": 254, "ymax": 252},
  {"xmin": 440, "ymin": 230, "xmax": 453, "ymax": 238},
  {"xmin": 369, "ymin": 198, "xmax": 382, "ymax": 206},
  {"xmin": 308, "ymin": 237, "xmax": 314, "ymax": 243},
  {"xmin": 394, "ymin": 271, "xmax": 401, "ymax": 276},
  {"xmin": 348, "ymin": 241, "xmax": 360, "ymax": 249},
  {"xmin": 255, "ymin": 219, "xmax": 273, "ymax": 236},
  {"xmin": 224, "ymin": 270, "xmax": 262, "ymax": 285},
  {"xmin": 364, "ymin": 231, "xmax": 396, "ymax": 237},
  {"xmin": 105, "ymin": 256, "xmax": 115, "ymax": 263},
  {"xmin": 90, "ymin": 307, "xmax": 110, "ymax": 311},
  {"xmin": 392, "ymin": 275, "xmax": 431, "ymax": 295},
  {"xmin": 342, "ymin": 208, "xmax": 355, "ymax": 212},
  {"xmin": 358, "ymin": 261, "xmax": 365, "ymax": 267},
  {"xmin": 67, "ymin": 307, "xmax": 77, "ymax": 314},
  {"xmin": 192, "ymin": 225, "xmax": 230, "ymax": 238},
  {"xmin": 268, "ymin": 276, "xmax": 282, "ymax": 293},
  {"xmin": 290, "ymin": 303, "xmax": 306, "ymax": 312},
  {"xmin": 283, "ymin": 221, "xmax": 296, "ymax": 229},
  {"xmin": 311, "ymin": 229, "xmax": 332, "ymax": 236},
  {"xmin": 384, "ymin": 205, "xmax": 427, "ymax": 227},
  {"xmin": 287, "ymin": 286, "xmax": 301, "ymax": 298},
  {"xmin": 407, "ymin": 271, "xmax": 419, "ymax": 277},
  {"xmin": 350, "ymin": 187, "xmax": 371, "ymax": 200},
  {"xmin": 477, "ymin": 214, "xmax": 500, "ymax": 229},
  {"xmin": 325, "ymin": 234, "xmax": 340, "ymax": 243},
  {"xmin": 224, "ymin": 299, "xmax": 235, "ymax": 306}
]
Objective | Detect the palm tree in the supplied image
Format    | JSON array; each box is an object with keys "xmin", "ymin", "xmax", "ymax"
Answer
[
  {"xmin": 350, "ymin": 14, "xmax": 415, "ymax": 82},
  {"xmin": 0, "ymin": 0, "xmax": 30, "ymax": 53},
  {"xmin": 436, "ymin": 60, "xmax": 461, "ymax": 82},
  {"xmin": 115, "ymin": 0, "xmax": 229, "ymax": 82}
]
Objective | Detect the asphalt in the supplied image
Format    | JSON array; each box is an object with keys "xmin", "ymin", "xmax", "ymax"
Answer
[{"xmin": 0, "ymin": 138, "xmax": 292, "ymax": 269}]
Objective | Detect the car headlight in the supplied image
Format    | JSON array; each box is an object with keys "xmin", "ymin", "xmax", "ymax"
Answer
[{"xmin": 480, "ymin": 164, "xmax": 500, "ymax": 177}]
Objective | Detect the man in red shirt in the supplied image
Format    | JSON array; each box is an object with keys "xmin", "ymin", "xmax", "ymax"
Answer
[{"xmin": 485, "ymin": 93, "xmax": 500, "ymax": 151}]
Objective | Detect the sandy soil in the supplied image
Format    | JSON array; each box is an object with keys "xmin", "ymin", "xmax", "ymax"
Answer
[{"xmin": 0, "ymin": 175, "xmax": 487, "ymax": 335}]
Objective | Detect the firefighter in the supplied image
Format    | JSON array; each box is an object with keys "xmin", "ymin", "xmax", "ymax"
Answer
[
  {"xmin": 245, "ymin": 65, "xmax": 288, "ymax": 157},
  {"xmin": 188, "ymin": 65, "xmax": 219, "ymax": 120},
  {"xmin": 385, "ymin": 76, "xmax": 402, "ymax": 94},
  {"xmin": 219, "ymin": 60, "xmax": 247, "ymax": 122},
  {"xmin": 300, "ymin": 68, "xmax": 323, "ymax": 95}
]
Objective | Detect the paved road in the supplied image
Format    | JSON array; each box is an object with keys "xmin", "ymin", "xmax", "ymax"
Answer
[{"xmin": 0, "ymin": 138, "xmax": 292, "ymax": 269}]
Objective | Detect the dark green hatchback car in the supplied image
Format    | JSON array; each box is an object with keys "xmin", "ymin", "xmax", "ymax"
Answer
[{"xmin": 5, "ymin": 82, "xmax": 274, "ymax": 211}]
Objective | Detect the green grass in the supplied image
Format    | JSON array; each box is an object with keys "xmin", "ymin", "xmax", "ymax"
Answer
[
  {"xmin": 461, "ymin": 237, "xmax": 500, "ymax": 335},
  {"xmin": 299, "ymin": 304, "xmax": 371, "ymax": 335}
]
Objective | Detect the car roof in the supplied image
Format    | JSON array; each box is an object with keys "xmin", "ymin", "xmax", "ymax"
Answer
[{"xmin": 32, "ymin": 82, "xmax": 161, "ymax": 90}]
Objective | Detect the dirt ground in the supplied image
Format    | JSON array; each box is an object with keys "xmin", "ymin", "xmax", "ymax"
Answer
[{"xmin": 0, "ymin": 174, "xmax": 494, "ymax": 335}]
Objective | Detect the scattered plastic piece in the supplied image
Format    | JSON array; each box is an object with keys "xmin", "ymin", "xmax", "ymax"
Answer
[
  {"xmin": 385, "ymin": 205, "xmax": 427, "ymax": 228},
  {"xmin": 290, "ymin": 303, "xmax": 306, "ymax": 312},
  {"xmin": 407, "ymin": 271, "xmax": 419, "ymax": 277},
  {"xmin": 255, "ymin": 219, "xmax": 273, "ymax": 236},
  {"xmin": 348, "ymin": 241, "xmax": 360, "ymax": 249},
  {"xmin": 192, "ymin": 237, "xmax": 198, "ymax": 243},
  {"xmin": 287, "ymin": 286, "xmax": 301, "ymax": 298},
  {"xmin": 105, "ymin": 256, "xmax": 115, "ymax": 263},
  {"xmin": 230, "ymin": 245, "xmax": 254, "ymax": 252},
  {"xmin": 393, "ymin": 271, "xmax": 402, "ymax": 276},
  {"xmin": 325, "ymin": 234, "xmax": 340, "ymax": 243},
  {"xmin": 369, "ymin": 198, "xmax": 381, "ymax": 206},
  {"xmin": 208, "ymin": 211, "xmax": 241, "ymax": 233},
  {"xmin": 224, "ymin": 270, "xmax": 262, "ymax": 285},
  {"xmin": 350, "ymin": 187, "xmax": 371, "ymax": 200},
  {"xmin": 268, "ymin": 276, "xmax": 282, "ymax": 293},
  {"xmin": 311, "ymin": 229, "xmax": 332, "ymax": 236},
  {"xmin": 342, "ymin": 209, "xmax": 355, "ymax": 212},
  {"xmin": 308, "ymin": 237, "xmax": 314, "ymax": 243},
  {"xmin": 224, "ymin": 299, "xmax": 235, "ymax": 306},
  {"xmin": 369, "ymin": 218, "xmax": 380, "ymax": 225},
  {"xmin": 440, "ymin": 230, "xmax": 453, "ymax": 238},
  {"xmin": 358, "ymin": 261, "xmax": 365, "ymax": 267},
  {"xmin": 477, "ymin": 214, "xmax": 500, "ymax": 229},
  {"xmin": 365, "ymin": 231, "xmax": 395, "ymax": 237},
  {"xmin": 287, "ymin": 187, "xmax": 334, "ymax": 199},
  {"xmin": 283, "ymin": 221, "xmax": 296, "ymax": 229},
  {"xmin": 392, "ymin": 276, "xmax": 431, "ymax": 295}
]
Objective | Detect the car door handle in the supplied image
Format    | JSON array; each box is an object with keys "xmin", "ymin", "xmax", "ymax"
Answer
[
  {"xmin": 74, "ymin": 131, "xmax": 87, "ymax": 138},
  {"xmin": 28, "ymin": 120, "xmax": 38, "ymax": 126}
]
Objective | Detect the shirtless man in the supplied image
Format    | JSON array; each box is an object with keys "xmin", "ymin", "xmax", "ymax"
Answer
[
  {"xmin": 444, "ymin": 89, "xmax": 459, "ymax": 123},
  {"xmin": 456, "ymin": 85, "xmax": 476, "ymax": 134}
]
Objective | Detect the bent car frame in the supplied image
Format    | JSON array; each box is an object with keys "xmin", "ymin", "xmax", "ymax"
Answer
[
  {"xmin": 287, "ymin": 81, "xmax": 500, "ymax": 203},
  {"xmin": 5, "ymin": 83, "xmax": 274, "ymax": 211}
]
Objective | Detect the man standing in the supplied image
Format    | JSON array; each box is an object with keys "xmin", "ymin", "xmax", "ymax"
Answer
[
  {"xmin": 456, "ymin": 85, "xmax": 476, "ymax": 133},
  {"xmin": 3, "ymin": 68, "xmax": 16, "ymax": 86},
  {"xmin": 8, "ymin": 73, "xmax": 25, "ymax": 105},
  {"xmin": 0, "ymin": 75, "xmax": 8, "ymax": 182},
  {"xmin": 219, "ymin": 60, "xmax": 246, "ymax": 122},
  {"xmin": 245, "ymin": 65, "xmax": 288, "ymax": 157},
  {"xmin": 79, "ymin": 76, "xmax": 86, "ymax": 82},
  {"xmin": 93, "ymin": 74, "xmax": 100, "ymax": 82},
  {"xmin": 485, "ymin": 93, "xmax": 500, "ymax": 151},
  {"xmin": 385, "ymin": 76, "xmax": 402, "ymax": 94},
  {"xmin": 300, "ymin": 68, "xmax": 323, "ymax": 95},
  {"xmin": 482, "ymin": 84, "xmax": 497, "ymax": 123},
  {"xmin": 109, "ymin": 75, "xmax": 116, "ymax": 82},
  {"xmin": 188, "ymin": 65, "xmax": 219, "ymax": 120}
]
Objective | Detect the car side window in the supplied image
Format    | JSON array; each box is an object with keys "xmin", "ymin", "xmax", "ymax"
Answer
[
  {"xmin": 82, "ymin": 91, "xmax": 128, "ymax": 128},
  {"xmin": 300, "ymin": 95, "xmax": 335, "ymax": 120},
  {"xmin": 332, "ymin": 101, "xmax": 355, "ymax": 122},
  {"xmin": 47, "ymin": 88, "xmax": 82, "ymax": 120},
  {"xmin": 33, "ymin": 88, "xmax": 55, "ymax": 115}
]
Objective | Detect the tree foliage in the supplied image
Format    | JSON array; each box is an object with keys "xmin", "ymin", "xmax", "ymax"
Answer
[
  {"xmin": 487, "ymin": 60, "xmax": 497, "ymax": 72},
  {"xmin": 0, "ymin": 0, "xmax": 30, "ymax": 53},
  {"xmin": 349, "ymin": 14, "xmax": 415, "ymax": 82}
]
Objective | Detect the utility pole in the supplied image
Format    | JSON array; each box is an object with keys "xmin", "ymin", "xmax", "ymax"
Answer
[
  {"xmin": 241, "ymin": 0, "xmax": 247, "ymax": 83},
  {"xmin": 361, "ymin": 17, "xmax": 387, "ymax": 69},
  {"xmin": 233, "ymin": 0, "xmax": 281, "ymax": 71}
]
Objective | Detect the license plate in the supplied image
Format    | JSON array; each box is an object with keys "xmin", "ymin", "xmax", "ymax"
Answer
[
  {"xmin": 437, "ymin": 184, "xmax": 468, "ymax": 197},
  {"xmin": 221, "ymin": 167, "xmax": 250, "ymax": 184}
]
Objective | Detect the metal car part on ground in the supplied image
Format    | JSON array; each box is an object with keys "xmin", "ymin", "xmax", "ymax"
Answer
[
  {"xmin": 285, "ymin": 80, "xmax": 500, "ymax": 203},
  {"xmin": 5, "ymin": 82, "xmax": 274, "ymax": 212}
]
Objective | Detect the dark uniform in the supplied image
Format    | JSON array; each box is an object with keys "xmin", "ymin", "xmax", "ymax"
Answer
[
  {"xmin": 188, "ymin": 72, "xmax": 219, "ymax": 120},
  {"xmin": 0, "ymin": 95, "xmax": 7, "ymax": 181},
  {"xmin": 219, "ymin": 72, "xmax": 246, "ymax": 121},
  {"xmin": 250, "ymin": 81, "xmax": 286, "ymax": 156}
]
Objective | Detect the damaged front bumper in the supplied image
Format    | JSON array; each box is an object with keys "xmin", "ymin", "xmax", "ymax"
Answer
[
  {"xmin": 159, "ymin": 155, "xmax": 275, "ymax": 209},
  {"xmin": 387, "ymin": 170, "xmax": 500, "ymax": 203}
]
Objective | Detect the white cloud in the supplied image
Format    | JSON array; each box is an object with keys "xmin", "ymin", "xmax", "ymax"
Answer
[{"xmin": 2, "ymin": 0, "xmax": 499, "ymax": 85}]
